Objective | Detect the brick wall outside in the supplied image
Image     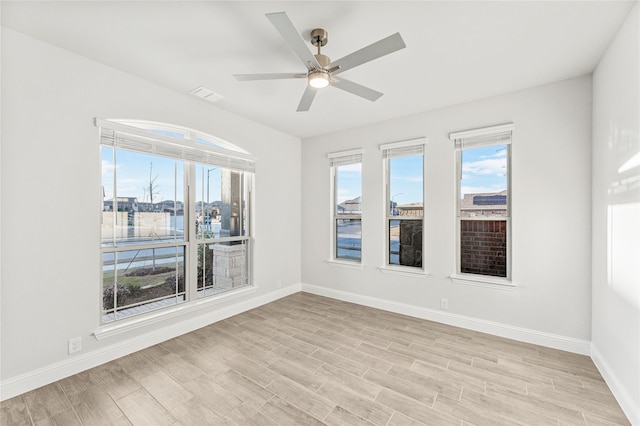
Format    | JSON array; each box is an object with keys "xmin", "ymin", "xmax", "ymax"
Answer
[
  {"xmin": 460, "ymin": 220, "xmax": 507, "ymax": 277},
  {"xmin": 399, "ymin": 220, "xmax": 423, "ymax": 268}
]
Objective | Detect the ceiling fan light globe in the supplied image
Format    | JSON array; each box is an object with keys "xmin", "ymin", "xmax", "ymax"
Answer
[{"xmin": 308, "ymin": 70, "xmax": 330, "ymax": 89}]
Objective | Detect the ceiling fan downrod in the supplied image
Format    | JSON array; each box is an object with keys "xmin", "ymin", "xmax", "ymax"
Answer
[{"xmin": 310, "ymin": 28, "xmax": 330, "ymax": 68}]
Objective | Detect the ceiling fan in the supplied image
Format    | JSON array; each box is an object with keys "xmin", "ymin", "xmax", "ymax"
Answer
[{"xmin": 234, "ymin": 12, "xmax": 406, "ymax": 112}]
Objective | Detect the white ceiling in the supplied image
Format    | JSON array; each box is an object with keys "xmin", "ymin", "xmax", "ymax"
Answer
[{"xmin": 2, "ymin": 1, "xmax": 635, "ymax": 139}]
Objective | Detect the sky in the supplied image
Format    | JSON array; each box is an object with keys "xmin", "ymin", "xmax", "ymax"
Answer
[
  {"xmin": 102, "ymin": 148, "xmax": 185, "ymax": 204},
  {"xmin": 102, "ymin": 148, "xmax": 229, "ymax": 205},
  {"xmin": 389, "ymin": 155, "xmax": 423, "ymax": 205},
  {"xmin": 101, "ymin": 123, "xmax": 237, "ymax": 205},
  {"xmin": 335, "ymin": 144, "xmax": 508, "ymax": 207},
  {"xmin": 461, "ymin": 144, "xmax": 508, "ymax": 196},
  {"xmin": 336, "ymin": 163, "xmax": 362, "ymax": 205}
]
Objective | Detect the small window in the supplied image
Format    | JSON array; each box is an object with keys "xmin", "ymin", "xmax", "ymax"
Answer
[
  {"xmin": 451, "ymin": 124, "xmax": 513, "ymax": 280},
  {"xmin": 328, "ymin": 150, "xmax": 363, "ymax": 263},
  {"xmin": 381, "ymin": 139, "xmax": 426, "ymax": 270}
]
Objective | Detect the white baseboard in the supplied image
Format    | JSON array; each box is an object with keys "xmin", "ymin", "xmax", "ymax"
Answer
[
  {"xmin": 0, "ymin": 284, "xmax": 302, "ymax": 401},
  {"xmin": 301, "ymin": 283, "xmax": 591, "ymax": 355},
  {"xmin": 591, "ymin": 344, "xmax": 638, "ymax": 425}
]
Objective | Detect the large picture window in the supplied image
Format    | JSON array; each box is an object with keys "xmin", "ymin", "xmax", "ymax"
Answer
[
  {"xmin": 99, "ymin": 119, "xmax": 254, "ymax": 323},
  {"xmin": 328, "ymin": 149, "xmax": 363, "ymax": 263},
  {"xmin": 451, "ymin": 123, "xmax": 513, "ymax": 281},
  {"xmin": 381, "ymin": 139, "xmax": 426, "ymax": 270}
]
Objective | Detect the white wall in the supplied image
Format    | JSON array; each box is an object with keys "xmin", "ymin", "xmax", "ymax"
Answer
[
  {"xmin": 302, "ymin": 76, "xmax": 593, "ymax": 350},
  {"xmin": 0, "ymin": 28, "xmax": 301, "ymax": 395},
  {"xmin": 591, "ymin": 4, "xmax": 640, "ymax": 424}
]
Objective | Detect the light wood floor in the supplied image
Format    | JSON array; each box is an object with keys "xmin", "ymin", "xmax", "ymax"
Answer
[{"xmin": 1, "ymin": 292, "xmax": 630, "ymax": 425}]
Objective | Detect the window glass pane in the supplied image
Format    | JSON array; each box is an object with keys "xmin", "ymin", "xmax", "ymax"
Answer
[
  {"xmin": 387, "ymin": 153, "xmax": 423, "ymax": 268},
  {"xmin": 197, "ymin": 240, "xmax": 249, "ymax": 298},
  {"xmin": 389, "ymin": 220, "xmax": 400, "ymax": 264},
  {"xmin": 460, "ymin": 144, "xmax": 508, "ymax": 217},
  {"xmin": 195, "ymin": 165, "xmax": 222, "ymax": 239},
  {"xmin": 151, "ymin": 129, "xmax": 186, "ymax": 139},
  {"xmin": 334, "ymin": 162, "xmax": 361, "ymax": 262},
  {"xmin": 221, "ymin": 170, "xmax": 246, "ymax": 238},
  {"xmin": 389, "ymin": 219, "xmax": 423, "ymax": 267},
  {"xmin": 460, "ymin": 219, "xmax": 507, "ymax": 277},
  {"xmin": 101, "ymin": 146, "xmax": 116, "ymax": 247},
  {"xmin": 101, "ymin": 149, "xmax": 184, "ymax": 246},
  {"xmin": 102, "ymin": 246, "xmax": 185, "ymax": 323},
  {"xmin": 336, "ymin": 219, "xmax": 361, "ymax": 261},
  {"xmin": 389, "ymin": 155, "xmax": 423, "ymax": 217},
  {"xmin": 335, "ymin": 163, "xmax": 362, "ymax": 215},
  {"xmin": 195, "ymin": 165, "xmax": 246, "ymax": 239}
]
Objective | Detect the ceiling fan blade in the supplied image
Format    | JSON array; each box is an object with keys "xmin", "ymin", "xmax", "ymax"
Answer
[
  {"xmin": 329, "ymin": 33, "xmax": 406, "ymax": 76},
  {"xmin": 266, "ymin": 12, "xmax": 321, "ymax": 71},
  {"xmin": 331, "ymin": 77, "xmax": 383, "ymax": 102},
  {"xmin": 234, "ymin": 73, "xmax": 306, "ymax": 81},
  {"xmin": 297, "ymin": 86, "xmax": 317, "ymax": 112}
]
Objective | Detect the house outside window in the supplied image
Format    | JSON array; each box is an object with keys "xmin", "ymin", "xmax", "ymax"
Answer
[
  {"xmin": 451, "ymin": 123, "xmax": 513, "ymax": 282},
  {"xmin": 99, "ymin": 119, "xmax": 254, "ymax": 323},
  {"xmin": 328, "ymin": 149, "xmax": 363, "ymax": 263},
  {"xmin": 380, "ymin": 138, "xmax": 427, "ymax": 271}
]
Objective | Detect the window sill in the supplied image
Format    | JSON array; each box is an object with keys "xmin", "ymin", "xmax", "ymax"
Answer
[
  {"xmin": 93, "ymin": 286, "xmax": 257, "ymax": 340},
  {"xmin": 378, "ymin": 266, "xmax": 429, "ymax": 278},
  {"xmin": 450, "ymin": 273, "xmax": 516, "ymax": 290},
  {"xmin": 326, "ymin": 259, "xmax": 364, "ymax": 269}
]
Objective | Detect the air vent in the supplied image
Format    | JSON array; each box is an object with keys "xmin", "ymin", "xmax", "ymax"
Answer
[{"xmin": 190, "ymin": 86, "xmax": 224, "ymax": 103}]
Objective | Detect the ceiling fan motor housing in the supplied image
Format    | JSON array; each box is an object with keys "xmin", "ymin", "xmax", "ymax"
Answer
[{"xmin": 310, "ymin": 28, "xmax": 328, "ymax": 47}]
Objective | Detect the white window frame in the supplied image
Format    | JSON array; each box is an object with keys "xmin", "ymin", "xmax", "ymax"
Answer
[
  {"xmin": 96, "ymin": 119, "xmax": 256, "ymax": 330},
  {"xmin": 328, "ymin": 149, "xmax": 363, "ymax": 266},
  {"xmin": 450, "ymin": 123, "xmax": 515, "ymax": 288},
  {"xmin": 379, "ymin": 138, "xmax": 428, "ymax": 276}
]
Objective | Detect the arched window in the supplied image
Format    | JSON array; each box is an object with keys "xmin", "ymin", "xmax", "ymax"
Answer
[
  {"xmin": 110, "ymin": 119, "xmax": 250, "ymax": 153},
  {"xmin": 97, "ymin": 119, "xmax": 255, "ymax": 323}
]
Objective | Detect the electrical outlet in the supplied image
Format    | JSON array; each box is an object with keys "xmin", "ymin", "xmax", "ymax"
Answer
[
  {"xmin": 68, "ymin": 337, "xmax": 82, "ymax": 354},
  {"xmin": 440, "ymin": 298, "xmax": 449, "ymax": 310}
]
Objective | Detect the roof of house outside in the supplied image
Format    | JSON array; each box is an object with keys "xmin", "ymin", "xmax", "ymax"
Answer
[
  {"xmin": 397, "ymin": 202, "xmax": 423, "ymax": 210},
  {"xmin": 460, "ymin": 190, "xmax": 508, "ymax": 211},
  {"xmin": 105, "ymin": 197, "xmax": 138, "ymax": 203},
  {"xmin": 338, "ymin": 196, "xmax": 362, "ymax": 212}
]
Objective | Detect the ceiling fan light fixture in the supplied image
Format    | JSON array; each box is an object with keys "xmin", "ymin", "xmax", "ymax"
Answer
[{"xmin": 308, "ymin": 69, "xmax": 330, "ymax": 89}]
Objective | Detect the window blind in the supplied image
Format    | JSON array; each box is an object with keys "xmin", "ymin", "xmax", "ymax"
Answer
[
  {"xmin": 328, "ymin": 148, "xmax": 363, "ymax": 167},
  {"xmin": 96, "ymin": 119, "xmax": 256, "ymax": 173},
  {"xmin": 380, "ymin": 137, "xmax": 427, "ymax": 159},
  {"xmin": 450, "ymin": 123, "xmax": 514, "ymax": 150}
]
